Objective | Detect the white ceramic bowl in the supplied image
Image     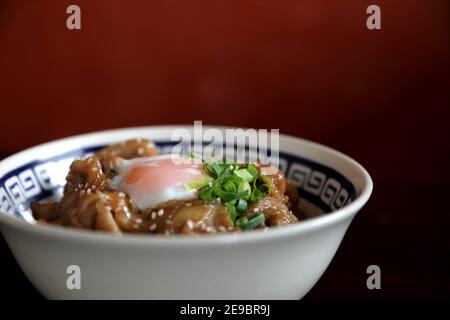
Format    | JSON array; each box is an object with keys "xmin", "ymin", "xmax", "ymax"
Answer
[{"xmin": 0, "ymin": 126, "xmax": 372, "ymax": 299}]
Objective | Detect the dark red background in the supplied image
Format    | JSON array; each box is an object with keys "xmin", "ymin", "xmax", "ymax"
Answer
[{"xmin": 0, "ymin": 0, "xmax": 449, "ymax": 300}]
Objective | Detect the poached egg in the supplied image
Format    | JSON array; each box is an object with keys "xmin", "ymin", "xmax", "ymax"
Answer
[{"xmin": 111, "ymin": 155, "xmax": 207, "ymax": 210}]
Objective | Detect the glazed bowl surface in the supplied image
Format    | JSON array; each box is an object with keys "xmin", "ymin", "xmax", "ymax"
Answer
[{"xmin": 0, "ymin": 126, "xmax": 372, "ymax": 299}]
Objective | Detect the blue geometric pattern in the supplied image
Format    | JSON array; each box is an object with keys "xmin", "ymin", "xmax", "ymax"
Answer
[{"xmin": 0, "ymin": 143, "xmax": 356, "ymax": 218}]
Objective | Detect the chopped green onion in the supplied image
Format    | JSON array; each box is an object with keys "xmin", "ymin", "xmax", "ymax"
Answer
[
  {"xmin": 235, "ymin": 216, "xmax": 248, "ymax": 228},
  {"xmin": 185, "ymin": 176, "xmax": 213, "ymax": 190},
  {"xmin": 259, "ymin": 183, "xmax": 271, "ymax": 194},
  {"xmin": 246, "ymin": 164, "xmax": 259, "ymax": 178},
  {"xmin": 259, "ymin": 175, "xmax": 273, "ymax": 194},
  {"xmin": 225, "ymin": 202, "xmax": 237, "ymax": 222},
  {"xmin": 198, "ymin": 158, "xmax": 272, "ymax": 231},
  {"xmin": 236, "ymin": 213, "xmax": 265, "ymax": 230},
  {"xmin": 236, "ymin": 199, "xmax": 247, "ymax": 213},
  {"xmin": 221, "ymin": 164, "xmax": 234, "ymax": 176},
  {"xmin": 204, "ymin": 162, "xmax": 222, "ymax": 178},
  {"xmin": 223, "ymin": 180, "xmax": 236, "ymax": 193},
  {"xmin": 222, "ymin": 175, "xmax": 243, "ymax": 185},
  {"xmin": 210, "ymin": 163, "xmax": 222, "ymax": 178},
  {"xmin": 237, "ymin": 181, "xmax": 251, "ymax": 200},
  {"xmin": 250, "ymin": 188, "xmax": 264, "ymax": 202},
  {"xmin": 212, "ymin": 180, "xmax": 238, "ymax": 202},
  {"xmin": 199, "ymin": 186, "xmax": 214, "ymax": 201},
  {"xmin": 233, "ymin": 168, "xmax": 253, "ymax": 182},
  {"xmin": 246, "ymin": 214, "xmax": 266, "ymax": 230}
]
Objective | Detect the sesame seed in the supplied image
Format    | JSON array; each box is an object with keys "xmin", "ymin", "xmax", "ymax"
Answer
[
  {"xmin": 218, "ymin": 226, "xmax": 226, "ymax": 232},
  {"xmin": 135, "ymin": 218, "xmax": 143, "ymax": 223},
  {"xmin": 79, "ymin": 190, "xmax": 86, "ymax": 196},
  {"xmin": 91, "ymin": 185, "xmax": 96, "ymax": 191},
  {"xmin": 253, "ymin": 208, "xmax": 259, "ymax": 213},
  {"xmin": 185, "ymin": 202, "xmax": 192, "ymax": 207},
  {"xmin": 186, "ymin": 220, "xmax": 194, "ymax": 229},
  {"xmin": 118, "ymin": 192, "xmax": 125, "ymax": 198},
  {"xmin": 165, "ymin": 220, "xmax": 173, "ymax": 225},
  {"xmin": 149, "ymin": 224, "xmax": 157, "ymax": 231},
  {"xmin": 92, "ymin": 167, "xmax": 98, "ymax": 172},
  {"xmin": 206, "ymin": 226, "xmax": 215, "ymax": 233},
  {"xmin": 157, "ymin": 209, "xmax": 164, "ymax": 216},
  {"xmin": 137, "ymin": 148, "xmax": 144, "ymax": 155},
  {"xmin": 151, "ymin": 211, "xmax": 156, "ymax": 220},
  {"xmin": 132, "ymin": 224, "xmax": 139, "ymax": 229},
  {"xmin": 86, "ymin": 188, "xmax": 92, "ymax": 194}
]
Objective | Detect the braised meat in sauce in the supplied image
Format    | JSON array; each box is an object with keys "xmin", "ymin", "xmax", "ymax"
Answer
[{"xmin": 31, "ymin": 139, "xmax": 301, "ymax": 235}]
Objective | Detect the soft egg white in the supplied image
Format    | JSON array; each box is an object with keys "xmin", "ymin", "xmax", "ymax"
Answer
[{"xmin": 111, "ymin": 155, "xmax": 207, "ymax": 210}]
